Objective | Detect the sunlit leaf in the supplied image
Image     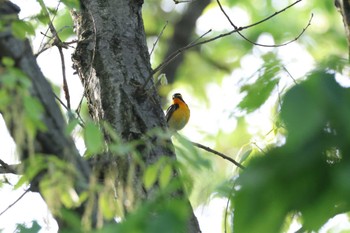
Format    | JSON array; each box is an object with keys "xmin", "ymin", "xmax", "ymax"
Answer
[
  {"xmin": 84, "ymin": 122, "xmax": 104, "ymax": 156},
  {"xmin": 159, "ymin": 163, "xmax": 173, "ymax": 189},
  {"xmin": 238, "ymin": 52, "xmax": 281, "ymax": 113},
  {"xmin": 1, "ymin": 57, "xmax": 14, "ymax": 67},
  {"xmin": 99, "ymin": 191, "xmax": 117, "ymax": 219},
  {"xmin": 239, "ymin": 148, "xmax": 252, "ymax": 164},
  {"xmin": 143, "ymin": 163, "xmax": 159, "ymax": 190},
  {"xmin": 11, "ymin": 20, "xmax": 35, "ymax": 39},
  {"xmin": 24, "ymin": 97, "xmax": 47, "ymax": 137},
  {"xmin": 53, "ymin": 9, "xmax": 74, "ymax": 41},
  {"xmin": 15, "ymin": 156, "xmax": 48, "ymax": 189},
  {"xmin": 234, "ymin": 70, "xmax": 350, "ymax": 233},
  {"xmin": 60, "ymin": 0, "xmax": 80, "ymax": 9},
  {"xmin": 65, "ymin": 118, "xmax": 80, "ymax": 136}
]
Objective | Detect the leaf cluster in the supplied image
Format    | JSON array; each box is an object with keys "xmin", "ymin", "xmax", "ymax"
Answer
[{"xmin": 233, "ymin": 70, "xmax": 350, "ymax": 232}]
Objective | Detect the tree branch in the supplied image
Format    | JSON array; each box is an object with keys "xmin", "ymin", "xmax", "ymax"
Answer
[
  {"xmin": 0, "ymin": 189, "xmax": 29, "ymax": 217},
  {"xmin": 37, "ymin": 0, "xmax": 71, "ymax": 109},
  {"xmin": 149, "ymin": 21, "xmax": 168, "ymax": 56},
  {"xmin": 191, "ymin": 141, "xmax": 245, "ymax": 169},
  {"xmin": 216, "ymin": 0, "xmax": 312, "ymax": 48},
  {"xmin": 0, "ymin": 159, "xmax": 20, "ymax": 174},
  {"xmin": 152, "ymin": 0, "xmax": 305, "ymax": 76}
]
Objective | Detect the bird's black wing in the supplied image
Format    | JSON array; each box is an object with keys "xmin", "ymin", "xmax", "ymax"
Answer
[{"xmin": 165, "ymin": 104, "xmax": 179, "ymax": 122}]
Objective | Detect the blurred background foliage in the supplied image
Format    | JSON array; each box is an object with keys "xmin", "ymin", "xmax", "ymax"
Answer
[
  {"xmin": 142, "ymin": 0, "xmax": 350, "ymax": 232},
  {"xmin": 3, "ymin": 0, "xmax": 350, "ymax": 232}
]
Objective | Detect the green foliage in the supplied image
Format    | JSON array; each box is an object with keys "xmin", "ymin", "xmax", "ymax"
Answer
[
  {"xmin": 53, "ymin": 9, "xmax": 75, "ymax": 41},
  {"xmin": 238, "ymin": 52, "xmax": 281, "ymax": 113},
  {"xmin": 40, "ymin": 156, "xmax": 80, "ymax": 211},
  {"xmin": 143, "ymin": 160, "xmax": 161, "ymax": 190},
  {"xmin": 84, "ymin": 122, "xmax": 105, "ymax": 157},
  {"xmin": 2, "ymin": 0, "xmax": 350, "ymax": 232},
  {"xmin": 0, "ymin": 58, "xmax": 46, "ymax": 141},
  {"xmin": 11, "ymin": 20, "xmax": 35, "ymax": 40},
  {"xmin": 15, "ymin": 221, "xmax": 41, "ymax": 233},
  {"xmin": 233, "ymin": 70, "xmax": 350, "ymax": 232},
  {"xmin": 14, "ymin": 155, "xmax": 48, "ymax": 189},
  {"xmin": 96, "ymin": 197, "xmax": 190, "ymax": 233},
  {"xmin": 60, "ymin": 0, "xmax": 80, "ymax": 9}
]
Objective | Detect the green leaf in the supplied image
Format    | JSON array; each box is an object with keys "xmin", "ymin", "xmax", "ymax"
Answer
[
  {"xmin": 84, "ymin": 122, "xmax": 104, "ymax": 156},
  {"xmin": 60, "ymin": 188, "xmax": 76, "ymax": 208},
  {"xmin": 53, "ymin": 9, "xmax": 74, "ymax": 41},
  {"xmin": 238, "ymin": 52, "xmax": 281, "ymax": 113},
  {"xmin": 99, "ymin": 191, "xmax": 117, "ymax": 219},
  {"xmin": 65, "ymin": 118, "xmax": 80, "ymax": 136},
  {"xmin": 15, "ymin": 156, "xmax": 48, "ymax": 189},
  {"xmin": 60, "ymin": 0, "xmax": 80, "ymax": 9},
  {"xmin": 234, "ymin": 70, "xmax": 350, "ymax": 233},
  {"xmin": 11, "ymin": 20, "xmax": 35, "ymax": 40},
  {"xmin": 16, "ymin": 221, "xmax": 41, "ymax": 233},
  {"xmin": 280, "ymin": 71, "xmax": 338, "ymax": 147},
  {"xmin": 173, "ymin": 134, "xmax": 211, "ymax": 170},
  {"xmin": 143, "ymin": 163, "xmax": 159, "ymax": 190},
  {"xmin": 239, "ymin": 148, "xmax": 253, "ymax": 164},
  {"xmin": 159, "ymin": 163, "xmax": 173, "ymax": 189},
  {"xmin": 23, "ymin": 97, "xmax": 47, "ymax": 138},
  {"xmin": 1, "ymin": 57, "xmax": 15, "ymax": 67}
]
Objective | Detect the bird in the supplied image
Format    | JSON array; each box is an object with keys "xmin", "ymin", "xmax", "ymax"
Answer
[{"xmin": 165, "ymin": 93, "xmax": 190, "ymax": 131}]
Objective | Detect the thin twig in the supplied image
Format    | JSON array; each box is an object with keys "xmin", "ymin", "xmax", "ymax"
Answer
[
  {"xmin": 191, "ymin": 141, "xmax": 245, "ymax": 169},
  {"xmin": 188, "ymin": 29, "xmax": 212, "ymax": 46},
  {"xmin": 282, "ymin": 65, "xmax": 298, "ymax": 84},
  {"xmin": 54, "ymin": 93, "xmax": 85, "ymax": 127},
  {"xmin": 174, "ymin": 0, "xmax": 194, "ymax": 3},
  {"xmin": 37, "ymin": 2, "xmax": 61, "ymax": 55},
  {"xmin": 243, "ymin": 0, "xmax": 303, "ymax": 29},
  {"xmin": 151, "ymin": 0, "xmax": 305, "ymax": 77},
  {"xmin": 0, "ymin": 159, "xmax": 19, "ymax": 174},
  {"xmin": 57, "ymin": 46, "xmax": 71, "ymax": 109},
  {"xmin": 75, "ymin": 95, "xmax": 86, "ymax": 126},
  {"xmin": 151, "ymin": 29, "xmax": 212, "ymax": 89},
  {"xmin": 143, "ymin": 29, "xmax": 212, "ymax": 90},
  {"xmin": 0, "ymin": 189, "xmax": 30, "ymax": 216},
  {"xmin": 251, "ymin": 141, "xmax": 267, "ymax": 154},
  {"xmin": 54, "ymin": 93, "xmax": 68, "ymax": 110},
  {"xmin": 149, "ymin": 21, "xmax": 168, "ymax": 56},
  {"xmin": 37, "ymin": 0, "xmax": 71, "ymax": 109},
  {"xmin": 76, "ymin": 95, "xmax": 84, "ymax": 114},
  {"xmin": 216, "ymin": 0, "xmax": 312, "ymax": 48}
]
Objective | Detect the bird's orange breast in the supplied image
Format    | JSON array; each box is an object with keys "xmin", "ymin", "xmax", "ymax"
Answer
[{"xmin": 167, "ymin": 100, "xmax": 190, "ymax": 131}]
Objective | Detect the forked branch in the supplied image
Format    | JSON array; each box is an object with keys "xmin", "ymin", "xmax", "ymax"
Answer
[{"xmin": 152, "ymin": 0, "xmax": 306, "ymax": 76}]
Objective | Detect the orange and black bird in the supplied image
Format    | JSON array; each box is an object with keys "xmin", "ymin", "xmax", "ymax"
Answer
[{"xmin": 166, "ymin": 93, "xmax": 190, "ymax": 131}]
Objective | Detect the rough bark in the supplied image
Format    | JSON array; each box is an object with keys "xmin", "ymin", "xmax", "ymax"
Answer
[
  {"xmin": 72, "ymin": 0, "xmax": 201, "ymax": 232},
  {"xmin": 0, "ymin": 0, "xmax": 93, "ymax": 227}
]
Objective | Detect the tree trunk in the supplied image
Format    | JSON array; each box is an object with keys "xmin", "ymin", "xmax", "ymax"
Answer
[{"xmin": 72, "ymin": 0, "xmax": 201, "ymax": 232}]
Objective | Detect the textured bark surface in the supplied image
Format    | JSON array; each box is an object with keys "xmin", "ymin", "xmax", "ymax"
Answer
[{"xmin": 72, "ymin": 0, "xmax": 201, "ymax": 232}]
